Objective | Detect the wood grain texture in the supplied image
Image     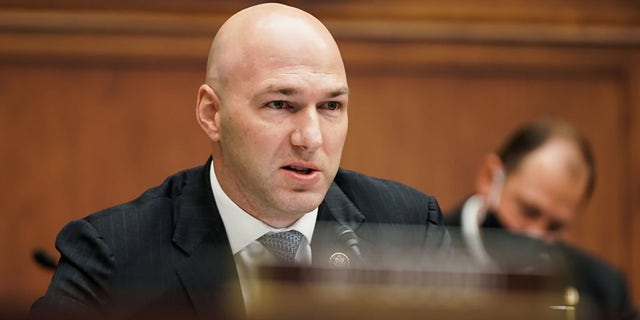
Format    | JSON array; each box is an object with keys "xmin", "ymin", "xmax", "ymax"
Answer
[{"xmin": 628, "ymin": 59, "xmax": 640, "ymax": 314}]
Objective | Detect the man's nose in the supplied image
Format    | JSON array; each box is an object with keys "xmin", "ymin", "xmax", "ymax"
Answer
[{"xmin": 290, "ymin": 108, "xmax": 323, "ymax": 154}]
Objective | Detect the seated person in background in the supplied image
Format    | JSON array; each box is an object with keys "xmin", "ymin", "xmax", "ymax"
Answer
[
  {"xmin": 30, "ymin": 3, "xmax": 450, "ymax": 320},
  {"xmin": 445, "ymin": 119, "xmax": 637, "ymax": 320}
]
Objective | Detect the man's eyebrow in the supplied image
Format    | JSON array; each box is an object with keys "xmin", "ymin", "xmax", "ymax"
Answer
[
  {"xmin": 256, "ymin": 85, "xmax": 349, "ymax": 98},
  {"xmin": 256, "ymin": 85, "xmax": 298, "ymax": 97},
  {"xmin": 329, "ymin": 86, "xmax": 349, "ymax": 97}
]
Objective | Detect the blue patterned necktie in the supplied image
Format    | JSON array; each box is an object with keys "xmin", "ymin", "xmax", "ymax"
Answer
[{"xmin": 258, "ymin": 230, "xmax": 304, "ymax": 264}]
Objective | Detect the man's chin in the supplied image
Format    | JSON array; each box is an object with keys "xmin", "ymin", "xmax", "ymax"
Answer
[
  {"xmin": 284, "ymin": 201, "xmax": 322, "ymax": 214},
  {"xmin": 278, "ymin": 193, "xmax": 325, "ymax": 214}
]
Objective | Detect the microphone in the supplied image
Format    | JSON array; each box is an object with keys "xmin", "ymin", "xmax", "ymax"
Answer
[
  {"xmin": 336, "ymin": 225, "xmax": 362, "ymax": 258},
  {"xmin": 33, "ymin": 248, "xmax": 58, "ymax": 270}
]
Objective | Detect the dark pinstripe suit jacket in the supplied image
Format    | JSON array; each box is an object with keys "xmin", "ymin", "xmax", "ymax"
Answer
[{"xmin": 31, "ymin": 158, "xmax": 450, "ymax": 320}]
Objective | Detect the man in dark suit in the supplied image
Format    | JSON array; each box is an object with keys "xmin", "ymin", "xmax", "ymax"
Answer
[
  {"xmin": 445, "ymin": 119, "xmax": 637, "ymax": 320},
  {"xmin": 30, "ymin": 3, "xmax": 450, "ymax": 319}
]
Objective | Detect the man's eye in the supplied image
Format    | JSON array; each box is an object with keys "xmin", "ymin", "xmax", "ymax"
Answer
[
  {"xmin": 267, "ymin": 101, "xmax": 287, "ymax": 109},
  {"xmin": 322, "ymin": 101, "xmax": 341, "ymax": 110},
  {"xmin": 520, "ymin": 204, "xmax": 541, "ymax": 219}
]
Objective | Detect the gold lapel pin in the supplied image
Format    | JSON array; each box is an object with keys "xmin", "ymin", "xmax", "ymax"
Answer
[{"xmin": 329, "ymin": 252, "xmax": 350, "ymax": 267}]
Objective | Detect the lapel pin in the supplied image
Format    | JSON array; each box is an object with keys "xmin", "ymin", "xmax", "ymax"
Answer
[{"xmin": 329, "ymin": 252, "xmax": 350, "ymax": 267}]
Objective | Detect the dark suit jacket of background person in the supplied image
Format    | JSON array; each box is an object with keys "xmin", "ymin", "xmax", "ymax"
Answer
[
  {"xmin": 30, "ymin": 158, "xmax": 451, "ymax": 320},
  {"xmin": 445, "ymin": 202, "xmax": 638, "ymax": 320}
]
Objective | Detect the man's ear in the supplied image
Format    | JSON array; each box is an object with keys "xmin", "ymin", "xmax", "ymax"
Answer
[
  {"xmin": 475, "ymin": 153, "xmax": 504, "ymax": 198},
  {"xmin": 196, "ymin": 84, "xmax": 222, "ymax": 142}
]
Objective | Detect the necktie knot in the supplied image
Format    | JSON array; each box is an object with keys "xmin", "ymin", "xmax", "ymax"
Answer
[{"xmin": 258, "ymin": 230, "xmax": 304, "ymax": 264}]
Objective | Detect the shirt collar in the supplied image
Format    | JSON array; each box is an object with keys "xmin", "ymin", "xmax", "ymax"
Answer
[{"xmin": 209, "ymin": 159, "xmax": 317, "ymax": 255}]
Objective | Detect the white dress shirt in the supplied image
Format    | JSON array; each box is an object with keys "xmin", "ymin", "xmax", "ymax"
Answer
[{"xmin": 208, "ymin": 159, "xmax": 317, "ymax": 312}]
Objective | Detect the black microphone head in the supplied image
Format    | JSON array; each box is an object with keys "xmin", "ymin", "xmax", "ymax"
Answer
[
  {"xmin": 335, "ymin": 225, "xmax": 352, "ymax": 237},
  {"xmin": 335, "ymin": 225, "xmax": 361, "ymax": 257},
  {"xmin": 33, "ymin": 248, "xmax": 58, "ymax": 270}
]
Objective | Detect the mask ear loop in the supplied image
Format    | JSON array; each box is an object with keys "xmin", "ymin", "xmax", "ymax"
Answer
[{"xmin": 461, "ymin": 168, "xmax": 505, "ymax": 269}]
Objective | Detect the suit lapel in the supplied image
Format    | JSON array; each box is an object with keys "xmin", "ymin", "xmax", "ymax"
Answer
[
  {"xmin": 312, "ymin": 182, "xmax": 366, "ymax": 267},
  {"xmin": 169, "ymin": 163, "xmax": 367, "ymax": 315},
  {"xmin": 172, "ymin": 159, "xmax": 245, "ymax": 319},
  {"xmin": 320, "ymin": 183, "xmax": 366, "ymax": 229}
]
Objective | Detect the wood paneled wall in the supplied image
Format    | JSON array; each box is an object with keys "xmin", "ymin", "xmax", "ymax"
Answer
[{"xmin": 1, "ymin": 1, "xmax": 639, "ymax": 317}]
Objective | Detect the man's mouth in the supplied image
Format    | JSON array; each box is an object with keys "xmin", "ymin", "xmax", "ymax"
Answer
[{"xmin": 283, "ymin": 165, "xmax": 314, "ymax": 175}]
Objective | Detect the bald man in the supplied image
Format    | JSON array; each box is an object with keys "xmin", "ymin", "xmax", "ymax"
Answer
[
  {"xmin": 445, "ymin": 119, "xmax": 637, "ymax": 320},
  {"xmin": 30, "ymin": 4, "xmax": 450, "ymax": 319}
]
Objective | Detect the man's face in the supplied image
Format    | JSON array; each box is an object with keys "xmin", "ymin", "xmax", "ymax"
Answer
[
  {"xmin": 492, "ymin": 139, "xmax": 589, "ymax": 242},
  {"xmin": 213, "ymin": 38, "xmax": 348, "ymax": 224}
]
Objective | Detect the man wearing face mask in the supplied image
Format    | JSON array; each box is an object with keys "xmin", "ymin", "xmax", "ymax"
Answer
[{"xmin": 445, "ymin": 119, "xmax": 637, "ymax": 320}]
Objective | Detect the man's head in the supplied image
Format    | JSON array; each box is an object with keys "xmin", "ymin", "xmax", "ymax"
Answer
[
  {"xmin": 196, "ymin": 3, "xmax": 349, "ymax": 228},
  {"xmin": 475, "ymin": 119, "xmax": 595, "ymax": 242}
]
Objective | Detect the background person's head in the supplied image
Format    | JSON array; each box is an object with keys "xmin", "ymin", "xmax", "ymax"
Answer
[
  {"xmin": 195, "ymin": 3, "xmax": 349, "ymax": 228},
  {"xmin": 475, "ymin": 119, "xmax": 595, "ymax": 243}
]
